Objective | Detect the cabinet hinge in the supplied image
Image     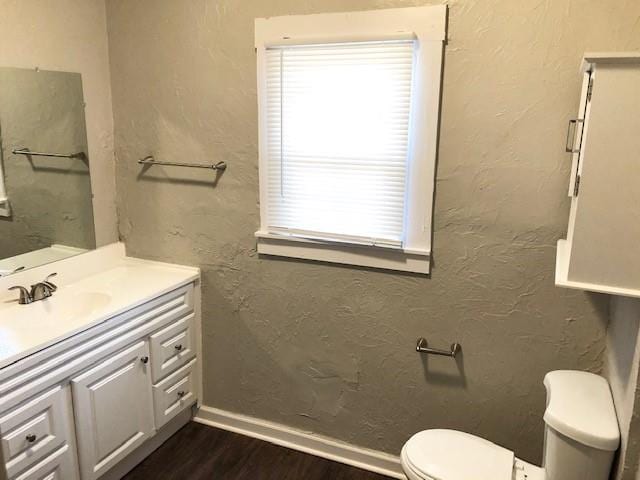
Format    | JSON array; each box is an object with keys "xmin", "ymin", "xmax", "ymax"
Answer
[
  {"xmin": 587, "ymin": 79, "xmax": 594, "ymax": 102},
  {"xmin": 573, "ymin": 174, "xmax": 581, "ymax": 196}
]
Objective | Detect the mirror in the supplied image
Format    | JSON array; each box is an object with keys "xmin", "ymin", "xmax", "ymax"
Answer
[{"xmin": 0, "ymin": 67, "xmax": 95, "ymax": 277}]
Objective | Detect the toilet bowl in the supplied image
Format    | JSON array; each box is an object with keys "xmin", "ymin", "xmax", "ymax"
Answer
[
  {"xmin": 400, "ymin": 430, "xmax": 544, "ymax": 480},
  {"xmin": 400, "ymin": 371, "xmax": 620, "ymax": 480}
]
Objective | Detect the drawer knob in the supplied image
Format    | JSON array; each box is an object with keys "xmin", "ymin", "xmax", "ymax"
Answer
[
  {"xmin": 140, "ymin": 356, "xmax": 149, "ymax": 364},
  {"xmin": 26, "ymin": 434, "xmax": 37, "ymax": 443},
  {"xmin": 174, "ymin": 344, "xmax": 183, "ymax": 351},
  {"xmin": 177, "ymin": 390, "xmax": 186, "ymax": 398}
]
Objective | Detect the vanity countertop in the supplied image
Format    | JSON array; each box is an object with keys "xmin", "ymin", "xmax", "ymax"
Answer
[{"xmin": 0, "ymin": 252, "xmax": 199, "ymax": 370}]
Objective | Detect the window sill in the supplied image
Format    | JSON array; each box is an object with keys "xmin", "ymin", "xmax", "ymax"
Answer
[{"xmin": 255, "ymin": 231, "xmax": 430, "ymax": 274}]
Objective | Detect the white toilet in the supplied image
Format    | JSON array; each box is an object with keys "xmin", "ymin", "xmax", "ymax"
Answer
[{"xmin": 401, "ymin": 370, "xmax": 620, "ymax": 480}]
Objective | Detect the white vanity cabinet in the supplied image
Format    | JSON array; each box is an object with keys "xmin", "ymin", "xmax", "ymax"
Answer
[
  {"xmin": 556, "ymin": 53, "xmax": 640, "ymax": 297},
  {"xmin": 0, "ymin": 280, "xmax": 200, "ymax": 480}
]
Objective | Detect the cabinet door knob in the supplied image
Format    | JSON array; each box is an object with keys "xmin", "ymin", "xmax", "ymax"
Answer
[
  {"xmin": 177, "ymin": 390, "xmax": 186, "ymax": 398},
  {"xmin": 140, "ymin": 356, "xmax": 149, "ymax": 364},
  {"xmin": 174, "ymin": 344, "xmax": 183, "ymax": 351},
  {"xmin": 26, "ymin": 434, "xmax": 37, "ymax": 443}
]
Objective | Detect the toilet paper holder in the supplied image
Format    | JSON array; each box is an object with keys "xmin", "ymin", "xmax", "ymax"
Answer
[{"xmin": 416, "ymin": 337, "xmax": 461, "ymax": 358}]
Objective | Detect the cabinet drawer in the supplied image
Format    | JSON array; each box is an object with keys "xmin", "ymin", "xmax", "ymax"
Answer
[
  {"xmin": 12, "ymin": 444, "xmax": 78, "ymax": 480},
  {"xmin": 152, "ymin": 359, "xmax": 197, "ymax": 429},
  {"xmin": 150, "ymin": 312, "xmax": 196, "ymax": 383},
  {"xmin": 0, "ymin": 385, "xmax": 77, "ymax": 479}
]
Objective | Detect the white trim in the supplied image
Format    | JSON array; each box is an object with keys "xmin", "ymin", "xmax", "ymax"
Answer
[
  {"xmin": 194, "ymin": 405, "xmax": 406, "ymax": 479},
  {"xmin": 254, "ymin": 6, "xmax": 446, "ymax": 274},
  {"xmin": 257, "ymin": 234, "xmax": 430, "ymax": 274},
  {"xmin": 254, "ymin": 6, "xmax": 447, "ymax": 47},
  {"xmin": 255, "ymin": 230, "xmax": 430, "ymax": 255}
]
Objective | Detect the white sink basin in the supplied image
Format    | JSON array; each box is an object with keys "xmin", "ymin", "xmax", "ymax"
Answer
[
  {"xmin": 0, "ymin": 290, "xmax": 112, "ymax": 363},
  {"xmin": 1, "ymin": 291, "xmax": 112, "ymax": 325}
]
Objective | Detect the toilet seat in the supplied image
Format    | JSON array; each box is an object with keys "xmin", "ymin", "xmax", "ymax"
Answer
[
  {"xmin": 401, "ymin": 447, "xmax": 431, "ymax": 480},
  {"xmin": 401, "ymin": 429, "xmax": 515, "ymax": 480}
]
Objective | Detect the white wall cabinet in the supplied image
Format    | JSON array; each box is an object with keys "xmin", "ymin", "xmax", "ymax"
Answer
[
  {"xmin": 0, "ymin": 282, "xmax": 200, "ymax": 480},
  {"xmin": 556, "ymin": 53, "xmax": 640, "ymax": 297}
]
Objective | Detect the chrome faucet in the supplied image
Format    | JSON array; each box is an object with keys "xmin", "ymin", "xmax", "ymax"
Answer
[
  {"xmin": 9, "ymin": 273, "xmax": 58, "ymax": 305},
  {"xmin": 31, "ymin": 273, "xmax": 58, "ymax": 301}
]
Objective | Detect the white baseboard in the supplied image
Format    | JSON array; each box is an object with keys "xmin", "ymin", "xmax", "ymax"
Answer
[{"xmin": 194, "ymin": 405, "xmax": 406, "ymax": 479}]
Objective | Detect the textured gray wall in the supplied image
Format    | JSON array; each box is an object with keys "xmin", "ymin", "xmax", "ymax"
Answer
[
  {"xmin": 106, "ymin": 0, "xmax": 640, "ymax": 463},
  {"xmin": 0, "ymin": 68, "xmax": 95, "ymax": 261}
]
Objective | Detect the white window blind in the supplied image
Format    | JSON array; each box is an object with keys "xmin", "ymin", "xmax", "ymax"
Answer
[{"xmin": 264, "ymin": 40, "xmax": 416, "ymax": 248}]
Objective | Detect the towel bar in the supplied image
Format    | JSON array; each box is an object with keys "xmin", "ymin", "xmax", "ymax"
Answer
[{"xmin": 416, "ymin": 337, "xmax": 461, "ymax": 358}]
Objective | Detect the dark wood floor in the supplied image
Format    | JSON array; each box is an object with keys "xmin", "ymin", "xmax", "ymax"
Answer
[{"xmin": 122, "ymin": 422, "xmax": 394, "ymax": 480}]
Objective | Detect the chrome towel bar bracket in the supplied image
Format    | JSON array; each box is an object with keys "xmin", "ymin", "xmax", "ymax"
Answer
[
  {"xmin": 138, "ymin": 155, "xmax": 227, "ymax": 171},
  {"xmin": 416, "ymin": 337, "xmax": 461, "ymax": 358}
]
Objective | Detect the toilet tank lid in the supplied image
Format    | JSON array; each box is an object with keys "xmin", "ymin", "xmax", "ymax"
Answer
[{"xmin": 543, "ymin": 370, "xmax": 620, "ymax": 451}]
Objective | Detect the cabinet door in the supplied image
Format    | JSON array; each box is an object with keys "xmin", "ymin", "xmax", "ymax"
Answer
[
  {"xmin": 71, "ymin": 341, "xmax": 154, "ymax": 480},
  {"xmin": 0, "ymin": 385, "xmax": 78, "ymax": 479}
]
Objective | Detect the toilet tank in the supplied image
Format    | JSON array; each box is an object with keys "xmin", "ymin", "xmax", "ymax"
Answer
[{"xmin": 542, "ymin": 371, "xmax": 620, "ymax": 480}]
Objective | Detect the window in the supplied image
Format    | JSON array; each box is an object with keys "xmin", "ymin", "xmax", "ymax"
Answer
[
  {"xmin": 255, "ymin": 6, "xmax": 447, "ymax": 274},
  {"xmin": 266, "ymin": 40, "xmax": 414, "ymax": 247}
]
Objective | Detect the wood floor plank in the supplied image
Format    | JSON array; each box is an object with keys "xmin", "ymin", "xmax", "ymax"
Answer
[{"xmin": 121, "ymin": 422, "xmax": 394, "ymax": 479}]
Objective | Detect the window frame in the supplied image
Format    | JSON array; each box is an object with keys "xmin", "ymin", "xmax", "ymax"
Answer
[{"xmin": 254, "ymin": 5, "xmax": 447, "ymax": 274}]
